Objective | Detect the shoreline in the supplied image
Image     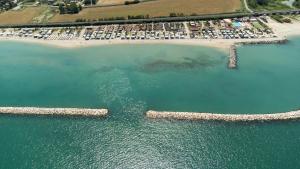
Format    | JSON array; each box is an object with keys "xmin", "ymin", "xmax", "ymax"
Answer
[
  {"xmin": 0, "ymin": 20, "xmax": 299, "ymax": 49},
  {"xmin": 0, "ymin": 36, "xmax": 292, "ymax": 50},
  {"xmin": 0, "ymin": 38, "xmax": 232, "ymax": 49}
]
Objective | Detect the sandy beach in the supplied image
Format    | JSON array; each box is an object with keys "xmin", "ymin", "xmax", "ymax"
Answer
[
  {"xmin": 0, "ymin": 36, "xmax": 290, "ymax": 50},
  {"xmin": 267, "ymin": 18, "xmax": 300, "ymax": 38},
  {"xmin": 0, "ymin": 37, "xmax": 234, "ymax": 49}
]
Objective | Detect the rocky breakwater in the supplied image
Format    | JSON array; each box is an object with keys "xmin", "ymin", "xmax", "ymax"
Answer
[
  {"xmin": 237, "ymin": 39, "xmax": 288, "ymax": 45},
  {"xmin": 146, "ymin": 110, "xmax": 300, "ymax": 122},
  {"xmin": 228, "ymin": 45, "xmax": 237, "ymax": 69},
  {"xmin": 0, "ymin": 107, "xmax": 108, "ymax": 117}
]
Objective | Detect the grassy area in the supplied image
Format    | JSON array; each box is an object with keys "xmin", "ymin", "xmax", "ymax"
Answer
[
  {"xmin": 286, "ymin": 14, "xmax": 300, "ymax": 21},
  {"xmin": 98, "ymin": 0, "xmax": 128, "ymax": 5},
  {"xmin": 271, "ymin": 14, "xmax": 292, "ymax": 23},
  {"xmin": 98, "ymin": 0, "xmax": 158, "ymax": 5},
  {"xmin": 247, "ymin": 0, "xmax": 292, "ymax": 11},
  {"xmin": 51, "ymin": 0, "xmax": 242, "ymax": 22},
  {"xmin": 239, "ymin": 0, "xmax": 249, "ymax": 12},
  {"xmin": 0, "ymin": 6, "xmax": 47, "ymax": 25},
  {"xmin": 251, "ymin": 21, "xmax": 264, "ymax": 29},
  {"xmin": 32, "ymin": 6, "xmax": 56, "ymax": 23}
]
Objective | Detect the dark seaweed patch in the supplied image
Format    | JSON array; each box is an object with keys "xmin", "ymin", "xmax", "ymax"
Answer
[
  {"xmin": 88, "ymin": 66, "xmax": 115, "ymax": 75},
  {"xmin": 140, "ymin": 55, "xmax": 223, "ymax": 72}
]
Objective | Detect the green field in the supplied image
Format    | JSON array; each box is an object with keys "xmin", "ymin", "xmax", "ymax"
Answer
[
  {"xmin": 0, "ymin": 6, "xmax": 48, "ymax": 25},
  {"xmin": 251, "ymin": 21, "xmax": 264, "ymax": 29},
  {"xmin": 51, "ymin": 0, "xmax": 242, "ymax": 23}
]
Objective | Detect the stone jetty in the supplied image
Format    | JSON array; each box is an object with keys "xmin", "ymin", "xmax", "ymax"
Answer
[
  {"xmin": 0, "ymin": 107, "xmax": 108, "ymax": 117},
  {"xmin": 227, "ymin": 38, "xmax": 288, "ymax": 69},
  {"xmin": 228, "ymin": 45, "xmax": 237, "ymax": 69},
  {"xmin": 146, "ymin": 110, "xmax": 300, "ymax": 122},
  {"xmin": 237, "ymin": 39, "xmax": 288, "ymax": 45}
]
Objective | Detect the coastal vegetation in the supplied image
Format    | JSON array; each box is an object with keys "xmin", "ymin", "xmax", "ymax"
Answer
[
  {"xmin": 247, "ymin": 0, "xmax": 292, "ymax": 11},
  {"xmin": 124, "ymin": 0, "xmax": 140, "ymax": 5},
  {"xmin": 58, "ymin": 2, "xmax": 82, "ymax": 14},
  {"xmin": 0, "ymin": 0, "xmax": 17, "ymax": 11},
  {"xmin": 83, "ymin": 0, "xmax": 98, "ymax": 5},
  {"xmin": 271, "ymin": 14, "xmax": 292, "ymax": 22},
  {"xmin": 294, "ymin": 0, "xmax": 300, "ymax": 8},
  {"xmin": 32, "ymin": 6, "xmax": 56, "ymax": 23}
]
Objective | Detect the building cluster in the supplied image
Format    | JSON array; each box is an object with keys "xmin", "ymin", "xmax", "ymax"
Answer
[
  {"xmin": 188, "ymin": 17, "xmax": 275, "ymax": 39},
  {"xmin": 0, "ymin": 27, "xmax": 81, "ymax": 40},
  {"xmin": 0, "ymin": 17, "xmax": 277, "ymax": 40},
  {"xmin": 82, "ymin": 22, "xmax": 188, "ymax": 40}
]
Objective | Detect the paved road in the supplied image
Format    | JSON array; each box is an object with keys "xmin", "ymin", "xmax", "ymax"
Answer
[
  {"xmin": 244, "ymin": 0, "xmax": 253, "ymax": 13},
  {"xmin": 1, "ymin": 9, "xmax": 300, "ymax": 28}
]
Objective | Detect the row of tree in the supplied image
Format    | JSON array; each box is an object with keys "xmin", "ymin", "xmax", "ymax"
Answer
[
  {"xmin": 83, "ymin": 0, "xmax": 98, "ymax": 5},
  {"xmin": 248, "ymin": 0, "xmax": 270, "ymax": 8},
  {"xmin": 169, "ymin": 13, "xmax": 185, "ymax": 17},
  {"xmin": 248, "ymin": 0, "xmax": 300, "ymax": 8},
  {"xmin": 124, "ymin": 0, "xmax": 140, "ymax": 5},
  {"xmin": 0, "ymin": 0, "xmax": 17, "ymax": 11},
  {"xmin": 75, "ymin": 14, "xmax": 150, "ymax": 22},
  {"xmin": 294, "ymin": 0, "xmax": 300, "ymax": 8}
]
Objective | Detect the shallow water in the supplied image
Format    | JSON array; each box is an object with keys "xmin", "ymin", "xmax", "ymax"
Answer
[{"xmin": 0, "ymin": 37, "xmax": 300, "ymax": 168}]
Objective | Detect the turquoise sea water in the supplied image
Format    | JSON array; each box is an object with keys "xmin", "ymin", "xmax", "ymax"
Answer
[{"xmin": 0, "ymin": 37, "xmax": 300, "ymax": 168}]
